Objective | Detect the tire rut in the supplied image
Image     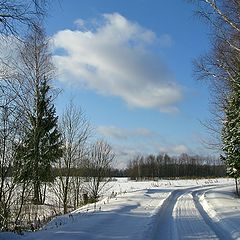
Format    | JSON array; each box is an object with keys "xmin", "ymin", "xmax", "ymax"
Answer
[
  {"xmin": 149, "ymin": 186, "xmax": 230, "ymax": 240},
  {"xmin": 150, "ymin": 189, "xmax": 181, "ymax": 240},
  {"xmin": 192, "ymin": 189, "xmax": 233, "ymax": 240}
]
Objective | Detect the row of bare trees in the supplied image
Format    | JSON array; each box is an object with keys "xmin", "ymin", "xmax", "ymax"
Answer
[
  {"xmin": 127, "ymin": 153, "xmax": 226, "ymax": 180},
  {"xmin": 55, "ymin": 102, "xmax": 115, "ymax": 214}
]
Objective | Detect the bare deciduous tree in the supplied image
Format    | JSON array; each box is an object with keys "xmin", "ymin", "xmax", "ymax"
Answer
[
  {"xmin": 84, "ymin": 140, "xmax": 115, "ymax": 201},
  {"xmin": 0, "ymin": 104, "xmax": 18, "ymax": 230},
  {"xmin": 57, "ymin": 102, "xmax": 91, "ymax": 213},
  {"xmin": 0, "ymin": 0, "xmax": 47, "ymax": 36},
  {"xmin": 190, "ymin": 0, "xmax": 240, "ymax": 149}
]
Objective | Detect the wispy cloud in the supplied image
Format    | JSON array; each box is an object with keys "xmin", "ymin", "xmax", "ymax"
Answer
[
  {"xmin": 97, "ymin": 125, "xmax": 153, "ymax": 140},
  {"xmin": 74, "ymin": 18, "xmax": 85, "ymax": 28},
  {"xmin": 159, "ymin": 33, "xmax": 174, "ymax": 47},
  {"xmin": 157, "ymin": 144, "xmax": 189, "ymax": 155},
  {"xmin": 53, "ymin": 13, "xmax": 183, "ymax": 112},
  {"xmin": 112, "ymin": 142, "xmax": 189, "ymax": 168},
  {"xmin": 96, "ymin": 125, "xmax": 190, "ymax": 167}
]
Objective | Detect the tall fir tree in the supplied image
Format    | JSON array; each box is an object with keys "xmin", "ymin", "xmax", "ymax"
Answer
[
  {"xmin": 15, "ymin": 78, "xmax": 62, "ymax": 204},
  {"xmin": 222, "ymin": 74, "xmax": 240, "ymax": 195}
]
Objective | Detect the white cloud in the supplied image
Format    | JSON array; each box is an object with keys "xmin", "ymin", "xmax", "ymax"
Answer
[
  {"xmin": 97, "ymin": 126, "xmax": 153, "ymax": 140},
  {"xmin": 158, "ymin": 144, "xmax": 189, "ymax": 155},
  {"xmin": 0, "ymin": 35, "xmax": 22, "ymax": 60},
  {"xmin": 53, "ymin": 13, "xmax": 183, "ymax": 112},
  {"xmin": 74, "ymin": 18, "xmax": 85, "ymax": 28},
  {"xmin": 96, "ymin": 125, "xmax": 189, "ymax": 167},
  {"xmin": 112, "ymin": 142, "xmax": 189, "ymax": 168},
  {"xmin": 159, "ymin": 33, "xmax": 174, "ymax": 47}
]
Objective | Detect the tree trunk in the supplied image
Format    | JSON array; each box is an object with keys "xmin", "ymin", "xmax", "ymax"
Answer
[
  {"xmin": 42, "ymin": 183, "xmax": 47, "ymax": 204},
  {"xmin": 63, "ymin": 178, "xmax": 69, "ymax": 214},
  {"xmin": 15, "ymin": 182, "xmax": 27, "ymax": 224},
  {"xmin": 235, "ymin": 178, "xmax": 239, "ymax": 196},
  {"xmin": 33, "ymin": 180, "xmax": 41, "ymax": 204}
]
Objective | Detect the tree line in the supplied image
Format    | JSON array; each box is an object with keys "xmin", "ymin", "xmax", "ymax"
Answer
[{"xmin": 126, "ymin": 153, "xmax": 226, "ymax": 180}]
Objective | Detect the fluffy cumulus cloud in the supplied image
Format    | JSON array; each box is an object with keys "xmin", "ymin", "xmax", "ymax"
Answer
[{"xmin": 53, "ymin": 13, "xmax": 183, "ymax": 112}]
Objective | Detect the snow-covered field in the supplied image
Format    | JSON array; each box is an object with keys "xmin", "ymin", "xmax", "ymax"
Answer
[{"xmin": 1, "ymin": 178, "xmax": 239, "ymax": 240}]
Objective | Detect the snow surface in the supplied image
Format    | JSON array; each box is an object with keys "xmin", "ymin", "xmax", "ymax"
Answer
[{"xmin": 1, "ymin": 178, "xmax": 240, "ymax": 240}]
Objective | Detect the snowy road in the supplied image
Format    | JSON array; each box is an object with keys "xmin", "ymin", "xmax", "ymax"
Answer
[
  {"xmin": 148, "ymin": 186, "xmax": 228, "ymax": 240},
  {"xmin": 1, "ymin": 179, "xmax": 239, "ymax": 240},
  {"xmin": 146, "ymin": 185, "xmax": 236, "ymax": 240}
]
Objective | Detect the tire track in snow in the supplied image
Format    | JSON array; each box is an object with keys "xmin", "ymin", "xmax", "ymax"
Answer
[
  {"xmin": 174, "ymin": 192, "xmax": 218, "ymax": 239},
  {"xmin": 192, "ymin": 189, "xmax": 233, "ymax": 240},
  {"xmin": 148, "ymin": 186, "xmax": 231, "ymax": 240},
  {"xmin": 149, "ymin": 189, "xmax": 181, "ymax": 240}
]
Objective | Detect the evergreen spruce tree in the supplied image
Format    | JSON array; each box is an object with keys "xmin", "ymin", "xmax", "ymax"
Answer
[
  {"xmin": 15, "ymin": 78, "xmax": 62, "ymax": 204},
  {"xmin": 222, "ymin": 74, "xmax": 240, "ymax": 195}
]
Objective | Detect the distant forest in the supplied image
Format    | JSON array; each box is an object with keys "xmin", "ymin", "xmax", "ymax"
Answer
[{"xmin": 111, "ymin": 153, "xmax": 226, "ymax": 179}]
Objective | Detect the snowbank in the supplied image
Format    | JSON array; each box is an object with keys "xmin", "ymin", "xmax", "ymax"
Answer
[{"xmin": 200, "ymin": 184, "xmax": 240, "ymax": 239}]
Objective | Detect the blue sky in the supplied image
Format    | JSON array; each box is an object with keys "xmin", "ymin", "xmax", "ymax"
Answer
[{"xmin": 45, "ymin": 0, "xmax": 213, "ymax": 168}]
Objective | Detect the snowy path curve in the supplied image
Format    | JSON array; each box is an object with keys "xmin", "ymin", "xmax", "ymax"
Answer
[{"xmin": 150, "ymin": 185, "xmax": 233, "ymax": 240}]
